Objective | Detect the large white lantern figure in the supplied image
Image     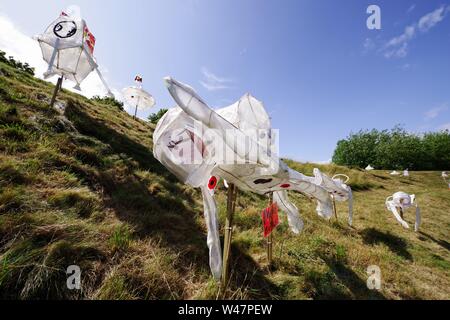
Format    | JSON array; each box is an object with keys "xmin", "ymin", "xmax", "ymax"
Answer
[
  {"xmin": 442, "ymin": 172, "xmax": 450, "ymax": 189},
  {"xmin": 153, "ymin": 77, "xmax": 335, "ymax": 280},
  {"xmin": 122, "ymin": 75, "xmax": 156, "ymax": 118},
  {"xmin": 36, "ymin": 7, "xmax": 113, "ymax": 100}
]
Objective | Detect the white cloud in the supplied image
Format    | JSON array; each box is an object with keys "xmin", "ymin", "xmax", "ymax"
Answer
[
  {"xmin": 438, "ymin": 123, "xmax": 450, "ymax": 131},
  {"xmin": 0, "ymin": 13, "xmax": 113, "ymax": 98},
  {"xmin": 199, "ymin": 67, "xmax": 233, "ymax": 91},
  {"xmin": 0, "ymin": 13, "xmax": 47, "ymax": 75},
  {"xmin": 400, "ymin": 63, "xmax": 411, "ymax": 71},
  {"xmin": 424, "ymin": 104, "xmax": 448, "ymax": 121},
  {"xmin": 407, "ymin": 4, "xmax": 416, "ymax": 14},
  {"xmin": 418, "ymin": 6, "xmax": 446, "ymax": 32},
  {"xmin": 383, "ymin": 25, "xmax": 415, "ymax": 58},
  {"xmin": 382, "ymin": 5, "xmax": 449, "ymax": 59},
  {"xmin": 362, "ymin": 37, "xmax": 375, "ymax": 54}
]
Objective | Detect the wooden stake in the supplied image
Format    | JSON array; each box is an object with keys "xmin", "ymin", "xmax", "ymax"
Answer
[
  {"xmin": 222, "ymin": 184, "xmax": 237, "ymax": 289},
  {"xmin": 267, "ymin": 192, "xmax": 274, "ymax": 267},
  {"xmin": 332, "ymin": 195, "xmax": 338, "ymax": 222},
  {"xmin": 50, "ymin": 76, "xmax": 63, "ymax": 108},
  {"xmin": 134, "ymin": 96, "xmax": 141, "ymax": 119}
]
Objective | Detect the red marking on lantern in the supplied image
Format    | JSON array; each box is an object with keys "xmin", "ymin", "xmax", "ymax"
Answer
[
  {"xmin": 280, "ymin": 184, "xmax": 291, "ymax": 189},
  {"xmin": 208, "ymin": 176, "xmax": 218, "ymax": 190}
]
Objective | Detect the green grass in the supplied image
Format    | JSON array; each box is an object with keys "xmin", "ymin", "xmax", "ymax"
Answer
[
  {"xmin": 109, "ymin": 225, "xmax": 133, "ymax": 251},
  {"xmin": 0, "ymin": 60, "xmax": 449, "ymax": 300}
]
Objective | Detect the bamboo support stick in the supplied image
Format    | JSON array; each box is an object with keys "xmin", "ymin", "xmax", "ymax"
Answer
[
  {"xmin": 222, "ymin": 184, "xmax": 236, "ymax": 289},
  {"xmin": 267, "ymin": 192, "xmax": 274, "ymax": 266},
  {"xmin": 332, "ymin": 195, "xmax": 338, "ymax": 222}
]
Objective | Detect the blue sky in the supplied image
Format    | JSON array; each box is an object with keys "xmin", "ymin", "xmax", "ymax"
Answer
[{"xmin": 1, "ymin": 0, "xmax": 449, "ymax": 162}]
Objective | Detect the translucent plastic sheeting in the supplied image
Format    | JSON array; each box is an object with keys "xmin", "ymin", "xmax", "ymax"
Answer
[
  {"xmin": 36, "ymin": 10, "xmax": 112, "ymax": 96},
  {"xmin": 200, "ymin": 184, "xmax": 222, "ymax": 280},
  {"xmin": 273, "ymin": 190, "xmax": 304, "ymax": 234},
  {"xmin": 122, "ymin": 87, "xmax": 155, "ymax": 110},
  {"xmin": 313, "ymin": 169, "xmax": 353, "ymax": 226},
  {"xmin": 385, "ymin": 192, "xmax": 421, "ymax": 232},
  {"xmin": 153, "ymin": 77, "xmax": 334, "ymax": 279}
]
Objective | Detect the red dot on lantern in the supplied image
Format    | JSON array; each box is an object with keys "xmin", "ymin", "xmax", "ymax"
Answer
[{"xmin": 280, "ymin": 184, "xmax": 291, "ymax": 189}]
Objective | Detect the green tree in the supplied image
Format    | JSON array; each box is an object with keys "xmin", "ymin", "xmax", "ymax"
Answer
[
  {"xmin": 91, "ymin": 96, "xmax": 124, "ymax": 111},
  {"xmin": 0, "ymin": 50, "xmax": 35, "ymax": 76},
  {"xmin": 332, "ymin": 129, "xmax": 379, "ymax": 168},
  {"xmin": 332, "ymin": 126, "xmax": 449, "ymax": 170},
  {"xmin": 148, "ymin": 109, "xmax": 168, "ymax": 124},
  {"xmin": 423, "ymin": 130, "xmax": 450, "ymax": 170}
]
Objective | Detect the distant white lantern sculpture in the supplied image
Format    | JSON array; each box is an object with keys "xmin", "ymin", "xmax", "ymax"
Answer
[
  {"xmin": 365, "ymin": 165, "xmax": 374, "ymax": 171},
  {"xmin": 390, "ymin": 170, "xmax": 400, "ymax": 176},
  {"xmin": 385, "ymin": 192, "xmax": 421, "ymax": 232},
  {"xmin": 153, "ymin": 77, "xmax": 335, "ymax": 280},
  {"xmin": 122, "ymin": 75, "xmax": 155, "ymax": 118},
  {"xmin": 403, "ymin": 169, "xmax": 409, "ymax": 177},
  {"xmin": 443, "ymin": 172, "xmax": 450, "ymax": 189},
  {"xmin": 36, "ymin": 8, "xmax": 113, "ymax": 103}
]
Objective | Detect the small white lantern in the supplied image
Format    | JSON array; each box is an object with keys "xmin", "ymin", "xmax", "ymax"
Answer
[
  {"xmin": 122, "ymin": 76, "xmax": 155, "ymax": 118},
  {"xmin": 36, "ymin": 8, "xmax": 112, "ymax": 97}
]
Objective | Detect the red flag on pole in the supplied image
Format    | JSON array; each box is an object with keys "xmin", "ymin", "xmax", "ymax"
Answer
[{"xmin": 261, "ymin": 203, "xmax": 279, "ymax": 238}]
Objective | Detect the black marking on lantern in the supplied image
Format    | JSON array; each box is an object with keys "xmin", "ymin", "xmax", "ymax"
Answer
[
  {"xmin": 254, "ymin": 178, "xmax": 273, "ymax": 185},
  {"xmin": 53, "ymin": 21, "xmax": 77, "ymax": 39}
]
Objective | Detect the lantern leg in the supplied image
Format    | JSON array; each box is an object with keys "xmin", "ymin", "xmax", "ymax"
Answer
[
  {"xmin": 94, "ymin": 67, "xmax": 114, "ymax": 98},
  {"xmin": 50, "ymin": 76, "xmax": 63, "ymax": 108},
  {"xmin": 44, "ymin": 38, "xmax": 60, "ymax": 79},
  {"xmin": 222, "ymin": 184, "xmax": 237, "ymax": 290},
  {"xmin": 85, "ymin": 51, "xmax": 113, "ymax": 98},
  {"xmin": 267, "ymin": 192, "xmax": 274, "ymax": 267}
]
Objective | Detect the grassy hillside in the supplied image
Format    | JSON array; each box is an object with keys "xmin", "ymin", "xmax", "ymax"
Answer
[{"xmin": 0, "ymin": 60, "xmax": 449, "ymax": 300}]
